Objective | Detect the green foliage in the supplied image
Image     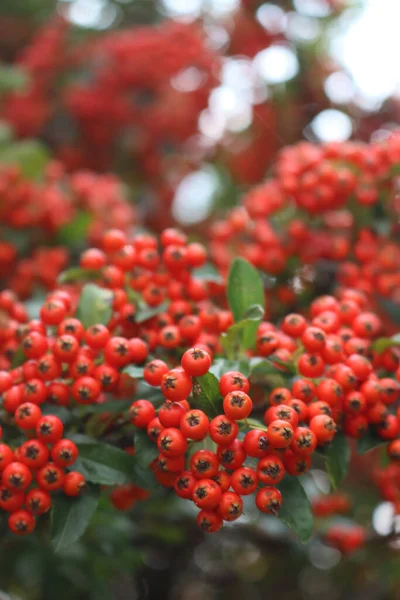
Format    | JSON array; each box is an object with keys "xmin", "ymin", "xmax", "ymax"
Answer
[
  {"xmin": 51, "ymin": 486, "xmax": 100, "ymax": 552},
  {"xmin": 122, "ymin": 365, "xmax": 144, "ymax": 379},
  {"xmin": 192, "ymin": 263, "xmax": 223, "ymax": 282},
  {"xmin": 135, "ymin": 301, "xmax": 170, "ymax": 323},
  {"xmin": 75, "ymin": 284, "xmax": 113, "ymax": 328},
  {"xmin": 133, "ymin": 429, "xmax": 159, "ymax": 467},
  {"xmin": 0, "ymin": 140, "xmax": 49, "ymax": 179},
  {"xmin": 227, "ymin": 258, "xmax": 265, "ymax": 349},
  {"xmin": 191, "ymin": 372, "xmax": 223, "ymax": 417},
  {"xmin": 324, "ymin": 432, "xmax": 351, "ymax": 489},
  {"xmin": 58, "ymin": 267, "xmax": 101, "ymax": 284},
  {"xmin": 278, "ymin": 476, "xmax": 314, "ymax": 542},
  {"xmin": 0, "ymin": 65, "xmax": 29, "ymax": 93},
  {"xmin": 73, "ymin": 438, "xmax": 156, "ymax": 489},
  {"xmin": 57, "ymin": 212, "xmax": 92, "ymax": 245},
  {"xmin": 372, "ymin": 333, "xmax": 400, "ymax": 353},
  {"xmin": 357, "ymin": 428, "xmax": 387, "ymax": 454},
  {"xmin": 221, "ymin": 304, "xmax": 264, "ymax": 356}
]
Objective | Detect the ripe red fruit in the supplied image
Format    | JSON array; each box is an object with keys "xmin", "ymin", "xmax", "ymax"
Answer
[
  {"xmin": 129, "ymin": 400, "xmax": 156, "ymax": 428},
  {"xmin": 8, "ymin": 510, "xmax": 35, "ymax": 535},
  {"xmin": 209, "ymin": 415, "xmax": 239, "ymax": 446},
  {"xmin": 217, "ymin": 491, "xmax": 243, "ymax": 522},
  {"xmin": 26, "ymin": 488, "xmax": 51, "ymax": 515},
  {"xmin": 258, "ymin": 455, "xmax": 285, "ymax": 485},
  {"xmin": 181, "ymin": 348, "xmax": 211, "ymax": 377},
  {"xmin": 36, "ymin": 415, "xmax": 64, "ymax": 444},
  {"xmin": 174, "ymin": 471, "xmax": 197, "ymax": 499},
  {"xmin": 51, "ymin": 439, "xmax": 79, "ymax": 467},
  {"xmin": 157, "ymin": 428, "xmax": 188, "ymax": 458},
  {"xmin": 192, "ymin": 479, "xmax": 222, "ymax": 510},
  {"xmin": 310, "ymin": 414, "xmax": 336, "ymax": 444},
  {"xmin": 161, "ymin": 369, "xmax": 192, "ymax": 402},
  {"xmin": 63, "ymin": 472, "xmax": 86, "ymax": 497},
  {"xmin": 180, "ymin": 409, "xmax": 209, "ymax": 440},
  {"xmin": 267, "ymin": 419, "xmax": 294, "ymax": 449},
  {"xmin": 243, "ymin": 429, "xmax": 270, "ymax": 458},
  {"xmin": 255, "ymin": 487, "xmax": 282, "ymax": 514},
  {"xmin": 190, "ymin": 450, "xmax": 219, "ymax": 479},
  {"xmin": 2, "ymin": 462, "xmax": 32, "ymax": 491},
  {"xmin": 231, "ymin": 467, "xmax": 258, "ymax": 495},
  {"xmin": 219, "ymin": 371, "xmax": 249, "ymax": 397},
  {"xmin": 196, "ymin": 509, "xmax": 223, "ymax": 533}
]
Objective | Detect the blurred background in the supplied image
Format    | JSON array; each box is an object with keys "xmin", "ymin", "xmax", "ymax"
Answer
[{"xmin": 1, "ymin": 1, "xmax": 400, "ymax": 599}]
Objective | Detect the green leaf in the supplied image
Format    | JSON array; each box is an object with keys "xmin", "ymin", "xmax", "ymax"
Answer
[
  {"xmin": 372, "ymin": 334, "xmax": 400, "ymax": 354},
  {"xmin": 135, "ymin": 301, "xmax": 169, "ymax": 323},
  {"xmin": 75, "ymin": 284, "xmax": 113, "ymax": 328},
  {"xmin": 51, "ymin": 486, "xmax": 99, "ymax": 552},
  {"xmin": 0, "ymin": 65, "xmax": 29, "ymax": 93},
  {"xmin": 278, "ymin": 476, "xmax": 314, "ymax": 542},
  {"xmin": 74, "ymin": 439, "xmax": 156, "ymax": 489},
  {"xmin": 357, "ymin": 428, "xmax": 387, "ymax": 454},
  {"xmin": 134, "ymin": 429, "xmax": 159, "ymax": 468},
  {"xmin": 324, "ymin": 432, "xmax": 350, "ymax": 489},
  {"xmin": 377, "ymin": 297, "xmax": 400, "ymax": 325},
  {"xmin": 192, "ymin": 263, "xmax": 223, "ymax": 283},
  {"xmin": 11, "ymin": 345, "xmax": 25, "ymax": 368},
  {"xmin": 122, "ymin": 365, "xmax": 144, "ymax": 379},
  {"xmin": 227, "ymin": 258, "xmax": 264, "ymax": 349},
  {"xmin": 191, "ymin": 372, "xmax": 223, "ymax": 417},
  {"xmin": 0, "ymin": 140, "xmax": 49, "ymax": 179},
  {"xmin": 57, "ymin": 211, "xmax": 91, "ymax": 245},
  {"xmin": 58, "ymin": 267, "xmax": 101, "ymax": 284},
  {"xmin": 221, "ymin": 304, "xmax": 264, "ymax": 355}
]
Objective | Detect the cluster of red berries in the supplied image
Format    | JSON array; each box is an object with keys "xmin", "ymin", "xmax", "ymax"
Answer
[
  {"xmin": 255, "ymin": 290, "xmax": 400, "ymax": 442},
  {"xmin": 210, "ymin": 133, "xmax": 400, "ymax": 316},
  {"xmin": 129, "ymin": 342, "xmax": 337, "ymax": 533},
  {"xmin": 0, "ymin": 163, "xmax": 134, "ymax": 297},
  {"xmin": 4, "ymin": 17, "xmax": 219, "ymax": 195}
]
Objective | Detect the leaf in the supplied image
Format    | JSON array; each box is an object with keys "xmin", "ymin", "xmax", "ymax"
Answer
[
  {"xmin": 0, "ymin": 140, "xmax": 49, "ymax": 179},
  {"xmin": 58, "ymin": 267, "xmax": 101, "ymax": 284},
  {"xmin": 227, "ymin": 259, "xmax": 265, "ymax": 349},
  {"xmin": 122, "ymin": 365, "xmax": 144, "ymax": 379},
  {"xmin": 0, "ymin": 65, "xmax": 29, "ymax": 93},
  {"xmin": 74, "ymin": 439, "xmax": 156, "ymax": 489},
  {"xmin": 372, "ymin": 334, "xmax": 400, "ymax": 354},
  {"xmin": 192, "ymin": 263, "xmax": 223, "ymax": 283},
  {"xmin": 135, "ymin": 301, "xmax": 169, "ymax": 323},
  {"xmin": 377, "ymin": 297, "xmax": 400, "ymax": 325},
  {"xmin": 75, "ymin": 284, "xmax": 113, "ymax": 328},
  {"xmin": 57, "ymin": 211, "xmax": 91, "ymax": 245},
  {"xmin": 324, "ymin": 432, "xmax": 350, "ymax": 489},
  {"xmin": 11, "ymin": 345, "xmax": 25, "ymax": 368},
  {"xmin": 191, "ymin": 372, "xmax": 223, "ymax": 417},
  {"xmin": 134, "ymin": 429, "xmax": 159, "ymax": 467},
  {"xmin": 277, "ymin": 476, "xmax": 314, "ymax": 542},
  {"xmin": 357, "ymin": 428, "xmax": 387, "ymax": 454},
  {"xmin": 221, "ymin": 304, "xmax": 265, "ymax": 354},
  {"xmin": 51, "ymin": 486, "xmax": 99, "ymax": 552}
]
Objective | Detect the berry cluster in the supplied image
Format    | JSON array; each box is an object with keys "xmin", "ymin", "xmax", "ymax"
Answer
[
  {"xmin": 210, "ymin": 133, "xmax": 400, "ymax": 316},
  {"xmin": 0, "ymin": 164, "xmax": 134, "ymax": 297}
]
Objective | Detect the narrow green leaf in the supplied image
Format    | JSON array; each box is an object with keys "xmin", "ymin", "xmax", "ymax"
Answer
[
  {"xmin": 135, "ymin": 301, "xmax": 169, "ymax": 323},
  {"xmin": 51, "ymin": 486, "xmax": 99, "ymax": 552},
  {"xmin": 134, "ymin": 429, "xmax": 159, "ymax": 468},
  {"xmin": 57, "ymin": 211, "xmax": 91, "ymax": 245},
  {"xmin": 221, "ymin": 304, "xmax": 264, "ymax": 355},
  {"xmin": 191, "ymin": 372, "xmax": 223, "ymax": 417},
  {"xmin": 227, "ymin": 258, "xmax": 264, "ymax": 348},
  {"xmin": 324, "ymin": 432, "xmax": 350, "ymax": 489},
  {"xmin": 357, "ymin": 428, "xmax": 387, "ymax": 454},
  {"xmin": 372, "ymin": 334, "xmax": 400, "ymax": 354},
  {"xmin": 75, "ymin": 440, "xmax": 156, "ymax": 489},
  {"xmin": 0, "ymin": 65, "xmax": 29, "ymax": 93},
  {"xmin": 75, "ymin": 284, "xmax": 113, "ymax": 328},
  {"xmin": 277, "ymin": 476, "xmax": 314, "ymax": 542},
  {"xmin": 0, "ymin": 140, "xmax": 49, "ymax": 179},
  {"xmin": 122, "ymin": 365, "xmax": 144, "ymax": 379},
  {"xmin": 192, "ymin": 263, "xmax": 223, "ymax": 283},
  {"xmin": 58, "ymin": 267, "xmax": 100, "ymax": 284}
]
